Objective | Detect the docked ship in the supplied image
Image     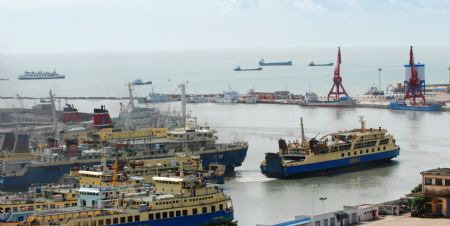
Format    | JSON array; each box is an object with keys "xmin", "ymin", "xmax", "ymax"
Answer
[
  {"xmin": 18, "ymin": 70, "xmax": 65, "ymax": 80},
  {"xmin": 308, "ymin": 61, "xmax": 333, "ymax": 66},
  {"xmin": 214, "ymin": 89, "xmax": 240, "ymax": 104},
  {"xmin": 1, "ymin": 171, "xmax": 234, "ymax": 226},
  {"xmin": 300, "ymin": 92, "xmax": 355, "ymax": 107},
  {"xmin": 388, "ymin": 98, "xmax": 443, "ymax": 112},
  {"xmin": 233, "ymin": 66, "xmax": 262, "ymax": 71},
  {"xmin": 187, "ymin": 95, "xmax": 209, "ymax": 103},
  {"xmin": 260, "ymin": 117, "xmax": 400, "ymax": 178},
  {"xmin": 259, "ymin": 59, "xmax": 292, "ymax": 66}
]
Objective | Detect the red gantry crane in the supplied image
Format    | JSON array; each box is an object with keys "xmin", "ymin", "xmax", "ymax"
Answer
[
  {"xmin": 327, "ymin": 47, "xmax": 348, "ymax": 101},
  {"xmin": 404, "ymin": 46, "xmax": 425, "ymax": 105}
]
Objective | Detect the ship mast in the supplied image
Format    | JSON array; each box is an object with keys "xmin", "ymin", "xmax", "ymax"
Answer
[
  {"xmin": 179, "ymin": 82, "xmax": 187, "ymax": 128},
  {"xmin": 300, "ymin": 117, "xmax": 306, "ymax": 147},
  {"xmin": 127, "ymin": 83, "xmax": 136, "ymax": 111},
  {"xmin": 49, "ymin": 90, "xmax": 58, "ymax": 139},
  {"xmin": 359, "ymin": 116, "xmax": 366, "ymax": 132}
]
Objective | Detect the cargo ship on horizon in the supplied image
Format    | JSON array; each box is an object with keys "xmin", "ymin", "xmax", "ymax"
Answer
[
  {"xmin": 308, "ymin": 61, "xmax": 333, "ymax": 66},
  {"xmin": 18, "ymin": 70, "xmax": 65, "ymax": 80},
  {"xmin": 259, "ymin": 58, "xmax": 292, "ymax": 66}
]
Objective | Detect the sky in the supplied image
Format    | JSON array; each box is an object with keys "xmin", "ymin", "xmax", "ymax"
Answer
[{"xmin": 1, "ymin": 0, "xmax": 450, "ymax": 54}]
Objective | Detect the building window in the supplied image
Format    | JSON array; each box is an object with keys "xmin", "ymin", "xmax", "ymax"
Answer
[
  {"xmin": 425, "ymin": 177, "xmax": 432, "ymax": 185},
  {"xmin": 436, "ymin": 178, "xmax": 443, "ymax": 186},
  {"xmin": 445, "ymin": 179, "xmax": 450, "ymax": 186}
]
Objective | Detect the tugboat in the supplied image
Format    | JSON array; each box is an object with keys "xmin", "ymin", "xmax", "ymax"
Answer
[{"xmin": 260, "ymin": 117, "xmax": 400, "ymax": 178}]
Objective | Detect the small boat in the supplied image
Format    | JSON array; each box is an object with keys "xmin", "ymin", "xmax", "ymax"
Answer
[
  {"xmin": 0, "ymin": 77, "xmax": 9, "ymax": 81},
  {"xmin": 388, "ymin": 98, "xmax": 443, "ymax": 112},
  {"xmin": 259, "ymin": 59, "xmax": 292, "ymax": 66},
  {"xmin": 309, "ymin": 61, "xmax": 333, "ymax": 66},
  {"xmin": 365, "ymin": 86, "xmax": 384, "ymax": 96},
  {"xmin": 234, "ymin": 66, "xmax": 262, "ymax": 71},
  {"xmin": 300, "ymin": 92, "xmax": 355, "ymax": 107}
]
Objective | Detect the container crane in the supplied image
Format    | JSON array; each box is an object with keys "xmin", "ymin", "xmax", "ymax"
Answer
[
  {"xmin": 327, "ymin": 47, "xmax": 348, "ymax": 101},
  {"xmin": 404, "ymin": 46, "xmax": 425, "ymax": 105}
]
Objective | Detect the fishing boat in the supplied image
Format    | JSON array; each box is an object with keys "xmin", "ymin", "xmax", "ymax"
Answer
[{"xmin": 260, "ymin": 117, "xmax": 400, "ymax": 178}]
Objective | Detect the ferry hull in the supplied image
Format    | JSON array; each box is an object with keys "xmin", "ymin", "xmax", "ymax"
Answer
[
  {"xmin": 261, "ymin": 149, "xmax": 400, "ymax": 178},
  {"xmin": 200, "ymin": 147, "xmax": 248, "ymax": 174},
  {"xmin": 111, "ymin": 210, "xmax": 233, "ymax": 226},
  {"xmin": 0, "ymin": 147, "xmax": 247, "ymax": 191}
]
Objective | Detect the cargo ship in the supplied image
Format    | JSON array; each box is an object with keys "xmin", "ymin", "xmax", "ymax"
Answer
[
  {"xmin": 233, "ymin": 66, "xmax": 262, "ymax": 71},
  {"xmin": 388, "ymin": 99, "xmax": 443, "ymax": 112},
  {"xmin": 259, "ymin": 59, "xmax": 292, "ymax": 66},
  {"xmin": 18, "ymin": 70, "xmax": 65, "ymax": 80},
  {"xmin": 308, "ymin": 61, "xmax": 333, "ymax": 66},
  {"xmin": 260, "ymin": 117, "xmax": 400, "ymax": 178},
  {"xmin": 1, "ymin": 172, "xmax": 234, "ymax": 226}
]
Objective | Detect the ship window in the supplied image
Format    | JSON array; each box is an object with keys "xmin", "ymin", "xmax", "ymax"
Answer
[
  {"xmin": 436, "ymin": 179, "xmax": 443, "ymax": 186},
  {"xmin": 383, "ymin": 147, "xmax": 386, "ymax": 150},
  {"xmin": 169, "ymin": 211, "xmax": 174, "ymax": 217},
  {"xmin": 378, "ymin": 147, "xmax": 380, "ymax": 151},
  {"xmin": 128, "ymin": 216, "xmax": 133, "ymax": 222},
  {"xmin": 113, "ymin": 218, "xmax": 118, "ymax": 224},
  {"xmin": 120, "ymin": 217, "xmax": 126, "ymax": 223},
  {"xmin": 366, "ymin": 150, "xmax": 369, "ymax": 153},
  {"xmin": 347, "ymin": 152, "xmax": 351, "ymax": 156},
  {"xmin": 219, "ymin": 204, "xmax": 224, "ymax": 210},
  {"xmin": 98, "ymin": 220, "xmax": 104, "ymax": 226},
  {"xmin": 148, "ymin": 213, "xmax": 154, "ymax": 220},
  {"xmin": 176, "ymin": 210, "xmax": 181, "ymax": 217},
  {"xmin": 372, "ymin": 149, "xmax": 374, "ymax": 152},
  {"xmin": 183, "ymin": 210, "xmax": 188, "ymax": 216},
  {"xmin": 425, "ymin": 178, "xmax": 432, "ymax": 185},
  {"xmin": 202, "ymin": 207, "xmax": 207, "ymax": 213},
  {"xmin": 360, "ymin": 150, "xmax": 362, "ymax": 154},
  {"xmin": 155, "ymin": 213, "xmax": 161, "ymax": 219},
  {"xmin": 134, "ymin": 215, "xmax": 140, "ymax": 222},
  {"xmin": 341, "ymin": 153, "xmax": 344, "ymax": 157},
  {"xmin": 106, "ymin": 219, "xmax": 111, "ymax": 225},
  {"xmin": 353, "ymin": 151, "xmax": 357, "ymax": 155},
  {"xmin": 162, "ymin": 212, "xmax": 168, "ymax": 219},
  {"xmin": 193, "ymin": 208, "xmax": 198, "ymax": 215},
  {"xmin": 211, "ymin": 205, "xmax": 216, "ymax": 212}
]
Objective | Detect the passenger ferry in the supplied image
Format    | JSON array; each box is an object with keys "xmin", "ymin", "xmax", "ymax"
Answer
[
  {"xmin": 18, "ymin": 70, "xmax": 65, "ymax": 80},
  {"xmin": 2, "ymin": 174, "xmax": 235, "ymax": 226},
  {"xmin": 260, "ymin": 117, "xmax": 400, "ymax": 178}
]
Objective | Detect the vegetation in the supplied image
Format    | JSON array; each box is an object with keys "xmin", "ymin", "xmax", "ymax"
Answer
[
  {"xmin": 411, "ymin": 183, "xmax": 422, "ymax": 193},
  {"xmin": 411, "ymin": 194, "xmax": 426, "ymax": 216}
]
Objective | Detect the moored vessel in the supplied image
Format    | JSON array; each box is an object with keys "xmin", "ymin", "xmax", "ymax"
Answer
[
  {"xmin": 18, "ymin": 70, "xmax": 65, "ymax": 80},
  {"xmin": 260, "ymin": 117, "xmax": 400, "ymax": 178},
  {"xmin": 259, "ymin": 59, "xmax": 292, "ymax": 66}
]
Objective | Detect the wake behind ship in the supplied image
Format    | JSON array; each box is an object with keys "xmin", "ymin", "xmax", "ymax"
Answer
[{"xmin": 260, "ymin": 117, "xmax": 400, "ymax": 178}]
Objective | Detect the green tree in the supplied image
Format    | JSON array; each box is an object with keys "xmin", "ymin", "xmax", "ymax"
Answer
[
  {"xmin": 411, "ymin": 194, "xmax": 426, "ymax": 215},
  {"xmin": 411, "ymin": 183, "xmax": 422, "ymax": 193}
]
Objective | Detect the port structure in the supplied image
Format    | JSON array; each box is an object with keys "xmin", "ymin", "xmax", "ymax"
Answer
[
  {"xmin": 404, "ymin": 46, "xmax": 426, "ymax": 105},
  {"xmin": 327, "ymin": 47, "xmax": 348, "ymax": 101}
]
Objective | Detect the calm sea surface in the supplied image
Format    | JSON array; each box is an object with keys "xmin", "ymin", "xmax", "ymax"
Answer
[{"xmin": 1, "ymin": 48, "xmax": 450, "ymax": 225}]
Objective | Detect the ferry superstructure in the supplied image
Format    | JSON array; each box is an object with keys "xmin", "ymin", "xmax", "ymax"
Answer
[
  {"xmin": 260, "ymin": 117, "xmax": 400, "ymax": 178},
  {"xmin": 18, "ymin": 70, "xmax": 65, "ymax": 80},
  {"xmin": 2, "ymin": 174, "xmax": 234, "ymax": 226}
]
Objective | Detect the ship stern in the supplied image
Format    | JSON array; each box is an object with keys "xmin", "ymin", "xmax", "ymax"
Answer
[{"xmin": 260, "ymin": 153, "xmax": 286, "ymax": 178}]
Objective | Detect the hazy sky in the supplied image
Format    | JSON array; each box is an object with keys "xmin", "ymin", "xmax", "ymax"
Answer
[{"xmin": 1, "ymin": 0, "xmax": 450, "ymax": 54}]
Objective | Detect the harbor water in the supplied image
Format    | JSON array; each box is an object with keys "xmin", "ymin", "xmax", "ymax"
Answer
[{"xmin": 1, "ymin": 48, "xmax": 450, "ymax": 225}]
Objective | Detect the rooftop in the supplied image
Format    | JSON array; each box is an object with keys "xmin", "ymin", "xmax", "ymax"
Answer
[{"xmin": 421, "ymin": 168, "xmax": 450, "ymax": 176}]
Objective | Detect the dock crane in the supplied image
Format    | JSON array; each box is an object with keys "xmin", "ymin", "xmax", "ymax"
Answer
[
  {"xmin": 327, "ymin": 47, "xmax": 349, "ymax": 101},
  {"xmin": 404, "ymin": 46, "xmax": 425, "ymax": 105}
]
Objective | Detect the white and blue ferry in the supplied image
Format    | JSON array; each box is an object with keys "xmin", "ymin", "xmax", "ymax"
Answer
[{"xmin": 260, "ymin": 117, "xmax": 400, "ymax": 178}]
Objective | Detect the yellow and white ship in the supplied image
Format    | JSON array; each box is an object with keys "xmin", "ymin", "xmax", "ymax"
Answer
[{"xmin": 260, "ymin": 117, "xmax": 400, "ymax": 178}]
